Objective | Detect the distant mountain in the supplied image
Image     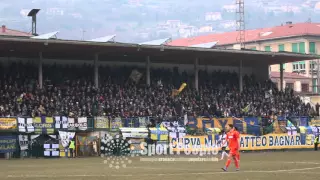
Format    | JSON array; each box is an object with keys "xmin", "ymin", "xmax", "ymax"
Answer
[{"xmin": 0, "ymin": 0, "xmax": 319, "ymax": 43}]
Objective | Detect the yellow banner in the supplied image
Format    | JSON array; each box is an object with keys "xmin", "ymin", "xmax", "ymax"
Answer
[
  {"xmin": 310, "ymin": 119, "xmax": 320, "ymax": 126},
  {"xmin": 170, "ymin": 134, "xmax": 313, "ymax": 152},
  {"xmin": 0, "ymin": 118, "xmax": 17, "ymax": 130},
  {"xmin": 150, "ymin": 128, "xmax": 168, "ymax": 141},
  {"xmin": 95, "ymin": 117, "xmax": 109, "ymax": 129},
  {"xmin": 240, "ymin": 134, "xmax": 313, "ymax": 150},
  {"xmin": 33, "ymin": 117, "xmax": 54, "ymax": 134}
]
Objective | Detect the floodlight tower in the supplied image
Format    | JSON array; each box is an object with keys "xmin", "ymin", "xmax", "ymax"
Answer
[
  {"xmin": 236, "ymin": 0, "xmax": 245, "ymax": 49},
  {"xmin": 28, "ymin": 9, "xmax": 40, "ymax": 36}
]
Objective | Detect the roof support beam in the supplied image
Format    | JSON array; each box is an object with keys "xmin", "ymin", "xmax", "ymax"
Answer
[
  {"xmin": 146, "ymin": 56, "xmax": 150, "ymax": 86},
  {"xmin": 239, "ymin": 59, "xmax": 243, "ymax": 92},
  {"xmin": 280, "ymin": 62, "xmax": 284, "ymax": 92},
  {"xmin": 94, "ymin": 53, "xmax": 99, "ymax": 89},
  {"xmin": 38, "ymin": 52, "xmax": 43, "ymax": 89},
  {"xmin": 194, "ymin": 58, "xmax": 199, "ymax": 91}
]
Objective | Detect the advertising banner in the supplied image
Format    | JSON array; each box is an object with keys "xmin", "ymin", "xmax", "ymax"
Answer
[
  {"xmin": 0, "ymin": 136, "xmax": 17, "ymax": 153},
  {"xmin": 239, "ymin": 133, "xmax": 313, "ymax": 150},
  {"xmin": 120, "ymin": 128, "xmax": 148, "ymax": 138},
  {"xmin": 0, "ymin": 118, "xmax": 17, "ymax": 131},
  {"xmin": 170, "ymin": 134, "xmax": 313, "ymax": 152}
]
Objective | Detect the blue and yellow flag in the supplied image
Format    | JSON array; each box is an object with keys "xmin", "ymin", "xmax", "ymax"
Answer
[
  {"xmin": 150, "ymin": 127, "xmax": 168, "ymax": 141},
  {"xmin": 244, "ymin": 117, "xmax": 259, "ymax": 135},
  {"xmin": 33, "ymin": 116, "xmax": 54, "ymax": 134}
]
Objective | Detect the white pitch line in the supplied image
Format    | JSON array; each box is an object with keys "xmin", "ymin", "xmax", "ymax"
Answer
[{"xmin": 7, "ymin": 166, "xmax": 320, "ymax": 178}]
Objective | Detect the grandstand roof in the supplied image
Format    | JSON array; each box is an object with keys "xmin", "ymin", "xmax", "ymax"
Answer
[
  {"xmin": 0, "ymin": 37, "xmax": 317, "ymax": 67},
  {"xmin": 169, "ymin": 22, "xmax": 320, "ymax": 47},
  {"xmin": 0, "ymin": 25, "xmax": 32, "ymax": 37}
]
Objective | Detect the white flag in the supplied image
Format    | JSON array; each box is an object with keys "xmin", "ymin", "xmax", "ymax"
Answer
[
  {"xmin": 19, "ymin": 135, "xmax": 29, "ymax": 150},
  {"xmin": 18, "ymin": 117, "xmax": 34, "ymax": 133},
  {"xmin": 55, "ymin": 116, "xmax": 68, "ymax": 129},
  {"xmin": 58, "ymin": 131, "xmax": 75, "ymax": 148}
]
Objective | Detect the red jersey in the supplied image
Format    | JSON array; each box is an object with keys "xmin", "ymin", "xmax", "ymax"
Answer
[{"xmin": 227, "ymin": 129, "xmax": 240, "ymax": 150}]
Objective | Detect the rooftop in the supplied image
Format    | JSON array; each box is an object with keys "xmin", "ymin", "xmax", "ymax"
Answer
[
  {"xmin": 0, "ymin": 37, "xmax": 317, "ymax": 67},
  {"xmin": 0, "ymin": 25, "xmax": 32, "ymax": 37},
  {"xmin": 169, "ymin": 22, "xmax": 320, "ymax": 47}
]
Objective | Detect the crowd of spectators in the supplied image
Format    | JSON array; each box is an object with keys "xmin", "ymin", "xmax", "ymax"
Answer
[{"xmin": 0, "ymin": 62, "xmax": 316, "ymax": 118}]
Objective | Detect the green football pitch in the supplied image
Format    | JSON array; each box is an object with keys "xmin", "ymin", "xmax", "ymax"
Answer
[{"xmin": 1, "ymin": 151, "xmax": 320, "ymax": 180}]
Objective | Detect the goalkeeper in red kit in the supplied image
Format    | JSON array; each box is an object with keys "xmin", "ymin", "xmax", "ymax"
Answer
[{"xmin": 222, "ymin": 124, "xmax": 240, "ymax": 171}]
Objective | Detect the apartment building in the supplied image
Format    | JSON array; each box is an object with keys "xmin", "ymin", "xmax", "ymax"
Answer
[{"xmin": 169, "ymin": 22, "xmax": 320, "ymax": 93}]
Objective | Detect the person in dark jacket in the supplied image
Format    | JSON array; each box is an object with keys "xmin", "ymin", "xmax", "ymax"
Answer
[{"xmin": 315, "ymin": 136, "xmax": 319, "ymax": 151}]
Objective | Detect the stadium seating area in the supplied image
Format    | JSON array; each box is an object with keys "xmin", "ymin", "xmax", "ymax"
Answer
[{"xmin": 0, "ymin": 62, "xmax": 316, "ymax": 118}]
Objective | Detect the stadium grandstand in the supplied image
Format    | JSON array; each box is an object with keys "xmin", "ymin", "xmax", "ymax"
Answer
[
  {"xmin": 0, "ymin": 22, "xmax": 318, "ymax": 119},
  {"xmin": 2, "ymin": 5, "xmax": 320, "ymax": 180}
]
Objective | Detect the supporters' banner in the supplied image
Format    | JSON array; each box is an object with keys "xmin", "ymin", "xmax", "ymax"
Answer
[
  {"xmin": 111, "ymin": 117, "xmax": 122, "ymax": 131},
  {"xmin": 44, "ymin": 143, "xmax": 59, "ymax": 157},
  {"xmin": 58, "ymin": 131, "xmax": 76, "ymax": 148},
  {"xmin": 286, "ymin": 127, "xmax": 297, "ymax": 136},
  {"xmin": 19, "ymin": 135, "xmax": 29, "ymax": 150},
  {"xmin": 139, "ymin": 117, "xmax": 149, "ymax": 128},
  {"xmin": 68, "ymin": 117, "xmax": 87, "ymax": 131},
  {"xmin": 0, "ymin": 136, "xmax": 17, "ymax": 153},
  {"xmin": 170, "ymin": 135, "xmax": 216, "ymax": 151},
  {"xmin": 290, "ymin": 117, "xmax": 300, "ymax": 126},
  {"xmin": 188, "ymin": 117, "xmax": 247, "ymax": 134},
  {"xmin": 18, "ymin": 117, "xmax": 34, "ymax": 133},
  {"xmin": 299, "ymin": 126, "xmax": 313, "ymax": 134},
  {"xmin": 120, "ymin": 128, "xmax": 148, "ymax": 138},
  {"xmin": 277, "ymin": 116, "xmax": 287, "ymax": 127},
  {"xmin": 306, "ymin": 134, "xmax": 314, "ymax": 145},
  {"xmin": 0, "ymin": 118, "xmax": 17, "ymax": 131},
  {"xmin": 123, "ymin": 117, "xmax": 140, "ymax": 128},
  {"xmin": 172, "ymin": 83, "xmax": 187, "ymax": 97},
  {"xmin": 299, "ymin": 117, "xmax": 308, "ymax": 126},
  {"xmin": 291, "ymin": 117, "xmax": 308, "ymax": 127},
  {"xmin": 311, "ymin": 126, "xmax": 320, "ymax": 135},
  {"xmin": 162, "ymin": 121, "xmax": 186, "ymax": 138},
  {"xmin": 55, "ymin": 116, "xmax": 68, "ymax": 130},
  {"xmin": 239, "ymin": 133, "xmax": 314, "ymax": 150},
  {"xmin": 310, "ymin": 119, "xmax": 320, "ymax": 126},
  {"xmin": 33, "ymin": 116, "xmax": 54, "ymax": 134},
  {"xmin": 205, "ymin": 128, "xmax": 221, "ymax": 135},
  {"xmin": 95, "ymin": 117, "xmax": 109, "ymax": 129},
  {"xmin": 150, "ymin": 127, "xmax": 168, "ymax": 141},
  {"xmin": 244, "ymin": 117, "xmax": 260, "ymax": 136},
  {"xmin": 49, "ymin": 135, "xmax": 58, "ymax": 139}
]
